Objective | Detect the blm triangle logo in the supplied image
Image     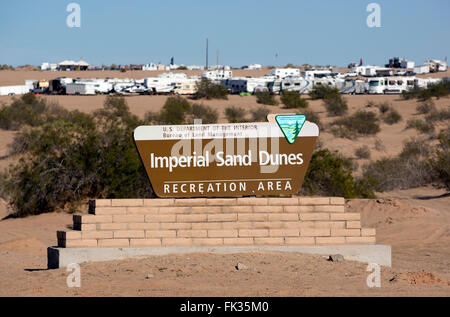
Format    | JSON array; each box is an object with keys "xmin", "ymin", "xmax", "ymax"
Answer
[{"xmin": 275, "ymin": 114, "xmax": 306, "ymax": 144}]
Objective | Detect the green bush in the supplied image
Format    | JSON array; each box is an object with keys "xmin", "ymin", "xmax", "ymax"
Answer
[
  {"xmin": 225, "ymin": 106, "xmax": 247, "ymax": 123},
  {"xmin": 301, "ymin": 149, "xmax": 375, "ymax": 198},
  {"xmin": 255, "ymin": 91, "xmax": 278, "ymax": 106},
  {"xmin": 309, "ymin": 85, "xmax": 340, "ymax": 100},
  {"xmin": 406, "ymin": 119, "xmax": 435, "ymax": 134},
  {"xmin": 402, "ymin": 80, "xmax": 450, "ymax": 101},
  {"xmin": 302, "ymin": 110, "xmax": 323, "ymax": 130},
  {"xmin": 146, "ymin": 96, "xmax": 191, "ymax": 125},
  {"xmin": 323, "ymin": 94, "xmax": 348, "ymax": 116},
  {"xmin": 280, "ymin": 91, "xmax": 308, "ymax": 109},
  {"xmin": 331, "ymin": 110, "xmax": 380, "ymax": 137},
  {"xmin": 432, "ymin": 128, "xmax": 450, "ymax": 189},
  {"xmin": 190, "ymin": 103, "xmax": 218, "ymax": 124},
  {"xmin": 194, "ymin": 78, "xmax": 228, "ymax": 100},
  {"xmin": 0, "ymin": 96, "xmax": 153, "ymax": 217},
  {"xmin": 250, "ymin": 107, "xmax": 270, "ymax": 122}
]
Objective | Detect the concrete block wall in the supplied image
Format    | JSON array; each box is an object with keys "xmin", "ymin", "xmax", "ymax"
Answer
[{"xmin": 57, "ymin": 197, "xmax": 376, "ymax": 248}]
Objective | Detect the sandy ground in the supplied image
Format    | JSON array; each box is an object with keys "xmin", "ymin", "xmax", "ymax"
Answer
[
  {"xmin": 0, "ymin": 70, "xmax": 448, "ymax": 296},
  {"xmin": 0, "ymin": 187, "xmax": 448, "ymax": 297}
]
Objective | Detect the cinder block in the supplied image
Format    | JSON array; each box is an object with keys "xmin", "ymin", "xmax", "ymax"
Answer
[
  {"xmin": 64, "ymin": 239, "xmax": 98, "ymax": 248},
  {"xmin": 145, "ymin": 230, "xmax": 176, "ymax": 238},
  {"xmin": 238, "ymin": 213, "xmax": 268, "ymax": 222},
  {"xmin": 158, "ymin": 207, "xmax": 192, "ymax": 214},
  {"xmin": 191, "ymin": 206, "xmax": 222, "ymax": 214},
  {"xmin": 98, "ymin": 239, "xmax": 130, "ymax": 247},
  {"xmin": 130, "ymin": 239, "xmax": 161, "ymax": 247},
  {"xmin": 128, "ymin": 223, "xmax": 160, "ymax": 230},
  {"xmin": 223, "ymin": 238, "xmax": 253, "ymax": 246},
  {"xmin": 206, "ymin": 198, "xmax": 237, "ymax": 206},
  {"xmin": 361, "ymin": 228, "xmax": 376, "ymax": 237},
  {"xmin": 95, "ymin": 199, "xmax": 112, "ymax": 207},
  {"xmin": 177, "ymin": 230, "xmax": 207, "ymax": 238},
  {"xmin": 192, "ymin": 222, "xmax": 222, "ymax": 230},
  {"xmin": 113, "ymin": 215, "xmax": 145, "ymax": 223},
  {"xmin": 299, "ymin": 213, "xmax": 330, "ymax": 221},
  {"xmin": 268, "ymin": 213, "xmax": 299, "ymax": 221},
  {"xmin": 254, "ymin": 237, "xmax": 284, "ymax": 245},
  {"xmin": 267, "ymin": 197, "xmax": 299, "ymax": 206},
  {"xmin": 145, "ymin": 215, "xmax": 175, "ymax": 223},
  {"xmin": 74, "ymin": 215, "xmax": 112, "ymax": 224},
  {"xmin": 330, "ymin": 197, "xmax": 345, "ymax": 205},
  {"xmin": 237, "ymin": 197, "xmax": 268, "ymax": 206},
  {"xmin": 208, "ymin": 214, "xmax": 237, "ymax": 222},
  {"xmin": 222, "ymin": 206, "xmax": 253, "ymax": 213},
  {"xmin": 313, "ymin": 221, "xmax": 346, "ymax": 229},
  {"xmin": 346, "ymin": 236, "xmax": 376, "ymax": 244},
  {"xmin": 160, "ymin": 223, "xmax": 192, "ymax": 230},
  {"xmin": 111, "ymin": 199, "xmax": 144, "ymax": 207},
  {"xmin": 282, "ymin": 221, "xmax": 315, "ymax": 229},
  {"xmin": 284, "ymin": 206, "xmax": 314, "ymax": 213},
  {"xmin": 76, "ymin": 224, "xmax": 97, "ymax": 231},
  {"xmin": 253, "ymin": 206, "xmax": 283, "ymax": 213},
  {"xmin": 284, "ymin": 237, "xmax": 315, "ymax": 245},
  {"xmin": 252, "ymin": 221, "xmax": 284, "ymax": 229},
  {"xmin": 299, "ymin": 197, "xmax": 330, "ymax": 205},
  {"xmin": 316, "ymin": 237, "xmax": 346, "ymax": 245},
  {"xmin": 314, "ymin": 205, "xmax": 345, "ymax": 213},
  {"xmin": 222, "ymin": 222, "xmax": 253, "ymax": 229},
  {"xmin": 331, "ymin": 229, "xmax": 361, "ymax": 237},
  {"xmin": 143, "ymin": 199, "xmax": 175, "ymax": 207},
  {"xmin": 239, "ymin": 229, "xmax": 269, "ymax": 237},
  {"xmin": 98, "ymin": 223, "xmax": 128, "ymax": 230},
  {"xmin": 94, "ymin": 207, "xmax": 127, "ymax": 215},
  {"xmin": 161, "ymin": 238, "xmax": 192, "ymax": 246},
  {"xmin": 269, "ymin": 229, "xmax": 300, "ymax": 237},
  {"xmin": 192, "ymin": 238, "xmax": 223, "ymax": 246},
  {"xmin": 208, "ymin": 229, "xmax": 238, "ymax": 238},
  {"xmin": 176, "ymin": 214, "xmax": 207, "ymax": 223},
  {"xmin": 82, "ymin": 231, "xmax": 113, "ymax": 239},
  {"xmin": 113, "ymin": 230, "xmax": 145, "ymax": 239},
  {"xmin": 330, "ymin": 213, "xmax": 360, "ymax": 221},
  {"xmin": 174, "ymin": 198, "xmax": 206, "ymax": 206},
  {"xmin": 126, "ymin": 207, "xmax": 159, "ymax": 215},
  {"xmin": 300, "ymin": 228, "xmax": 330, "ymax": 237},
  {"xmin": 57, "ymin": 230, "xmax": 82, "ymax": 240},
  {"xmin": 346, "ymin": 221, "xmax": 361, "ymax": 229}
]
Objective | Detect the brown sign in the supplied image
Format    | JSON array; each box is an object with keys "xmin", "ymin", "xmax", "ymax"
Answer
[{"xmin": 134, "ymin": 116, "xmax": 319, "ymax": 198}]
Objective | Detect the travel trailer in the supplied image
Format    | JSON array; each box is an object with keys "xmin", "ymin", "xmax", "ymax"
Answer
[
  {"xmin": 336, "ymin": 79, "xmax": 367, "ymax": 94},
  {"xmin": 367, "ymin": 77, "xmax": 416, "ymax": 94},
  {"xmin": 0, "ymin": 85, "xmax": 32, "ymax": 96},
  {"xmin": 66, "ymin": 83, "xmax": 96, "ymax": 95},
  {"xmin": 270, "ymin": 68, "xmax": 300, "ymax": 79},
  {"xmin": 174, "ymin": 79, "xmax": 198, "ymax": 95},
  {"xmin": 202, "ymin": 69, "xmax": 232, "ymax": 82},
  {"xmin": 223, "ymin": 77, "xmax": 274, "ymax": 94},
  {"xmin": 301, "ymin": 69, "xmax": 332, "ymax": 80},
  {"xmin": 267, "ymin": 77, "xmax": 312, "ymax": 94}
]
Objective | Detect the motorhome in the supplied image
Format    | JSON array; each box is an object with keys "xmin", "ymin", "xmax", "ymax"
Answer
[
  {"xmin": 336, "ymin": 79, "xmax": 367, "ymax": 94},
  {"xmin": 174, "ymin": 79, "xmax": 198, "ymax": 95},
  {"xmin": 367, "ymin": 77, "xmax": 416, "ymax": 94},
  {"xmin": 270, "ymin": 68, "xmax": 300, "ymax": 79},
  {"xmin": 201, "ymin": 69, "xmax": 232, "ymax": 82},
  {"xmin": 144, "ymin": 77, "xmax": 176, "ymax": 94},
  {"xmin": 301, "ymin": 69, "xmax": 332, "ymax": 80},
  {"xmin": 424, "ymin": 60, "xmax": 447, "ymax": 72},
  {"xmin": 223, "ymin": 77, "xmax": 274, "ymax": 94},
  {"xmin": 267, "ymin": 77, "xmax": 312, "ymax": 94}
]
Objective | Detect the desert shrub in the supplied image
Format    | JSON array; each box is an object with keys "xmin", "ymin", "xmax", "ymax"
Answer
[
  {"xmin": 0, "ymin": 96, "xmax": 153, "ymax": 217},
  {"xmin": 399, "ymin": 138, "xmax": 431, "ymax": 160},
  {"xmin": 309, "ymin": 85, "xmax": 340, "ymax": 100},
  {"xmin": 280, "ymin": 91, "xmax": 308, "ymax": 109},
  {"xmin": 190, "ymin": 103, "xmax": 218, "ymax": 124},
  {"xmin": 250, "ymin": 107, "xmax": 270, "ymax": 122},
  {"xmin": 0, "ymin": 93, "xmax": 50, "ymax": 130},
  {"xmin": 374, "ymin": 138, "xmax": 385, "ymax": 151},
  {"xmin": 194, "ymin": 78, "xmax": 228, "ymax": 100},
  {"xmin": 331, "ymin": 110, "xmax": 380, "ymax": 137},
  {"xmin": 366, "ymin": 100, "xmax": 376, "ymax": 108},
  {"xmin": 406, "ymin": 119, "xmax": 435, "ymax": 134},
  {"xmin": 432, "ymin": 128, "xmax": 450, "ymax": 189},
  {"xmin": 225, "ymin": 106, "xmax": 247, "ymax": 123},
  {"xmin": 255, "ymin": 91, "xmax": 278, "ymax": 106},
  {"xmin": 416, "ymin": 100, "xmax": 436, "ymax": 114},
  {"xmin": 301, "ymin": 149, "xmax": 374, "ymax": 198},
  {"xmin": 146, "ymin": 96, "xmax": 191, "ymax": 125},
  {"xmin": 426, "ymin": 109, "xmax": 450, "ymax": 122},
  {"xmin": 382, "ymin": 109, "xmax": 402, "ymax": 125},
  {"xmin": 402, "ymin": 80, "xmax": 450, "ymax": 101},
  {"xmin": 377, "ymin": 102, "xmax": 391, "ymax": 114},
  {"xmin": 323, "ymin": 94, "xmax": 348, "ymax": 116},
  {"xmin": 355, "ymin": 146, "xmax": 371, "ymax": 159},
  {"xmin": 302, "ymin": 110, "xmax": 323, "ymax": 130}
]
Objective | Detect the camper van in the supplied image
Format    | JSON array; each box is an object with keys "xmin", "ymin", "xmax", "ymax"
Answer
[{"xmin": 367, "ymin": 77, "xmax": 416, "ymax": 94}]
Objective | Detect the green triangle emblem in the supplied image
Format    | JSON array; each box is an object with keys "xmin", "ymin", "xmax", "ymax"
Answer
[{"xmin": 275, "ymin": 114, "xmax": 306, "ymax": 144}]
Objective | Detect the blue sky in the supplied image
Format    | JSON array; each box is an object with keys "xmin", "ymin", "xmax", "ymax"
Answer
[{"xmin": 0, "ymin": 0, "xmax": 448, "ymax": 67}]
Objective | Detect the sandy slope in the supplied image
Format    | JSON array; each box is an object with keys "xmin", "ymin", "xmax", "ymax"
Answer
[{"xmin": 0, "ymin": 188, "xmax": 448, "ymax": 296}]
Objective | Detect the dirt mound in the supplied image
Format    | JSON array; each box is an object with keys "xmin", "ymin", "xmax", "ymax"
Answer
[{"xmin": 391, "ymin": 271, "xmax": 449, "ymax": 286}]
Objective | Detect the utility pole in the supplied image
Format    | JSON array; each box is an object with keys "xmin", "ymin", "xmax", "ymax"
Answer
[{"xmin": 206, "ymin": 38, "xmax": 209, "ymax": 70}]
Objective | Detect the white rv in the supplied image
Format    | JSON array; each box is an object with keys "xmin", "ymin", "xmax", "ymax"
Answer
[
  {"xmin": 201, "ymin": 70, "xmax": 232, "ymax": 82},
  {"xmin": 270, "ymin": 68, "xmax": 300, "ymax": 79},
  {"xmin": 367, "ymin": 77, "xmax": 416, "ymax": 94},
  {"xmin": 0, "ymin": 85, "xmax": 32, "ymax": 96},
  {"xmin": 66, "ymin": 83, "xmax": 96, "ymax": 95},
  {"xmin": 174, "ymin": 79, "xmax": 198, "ymax": 95}
]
